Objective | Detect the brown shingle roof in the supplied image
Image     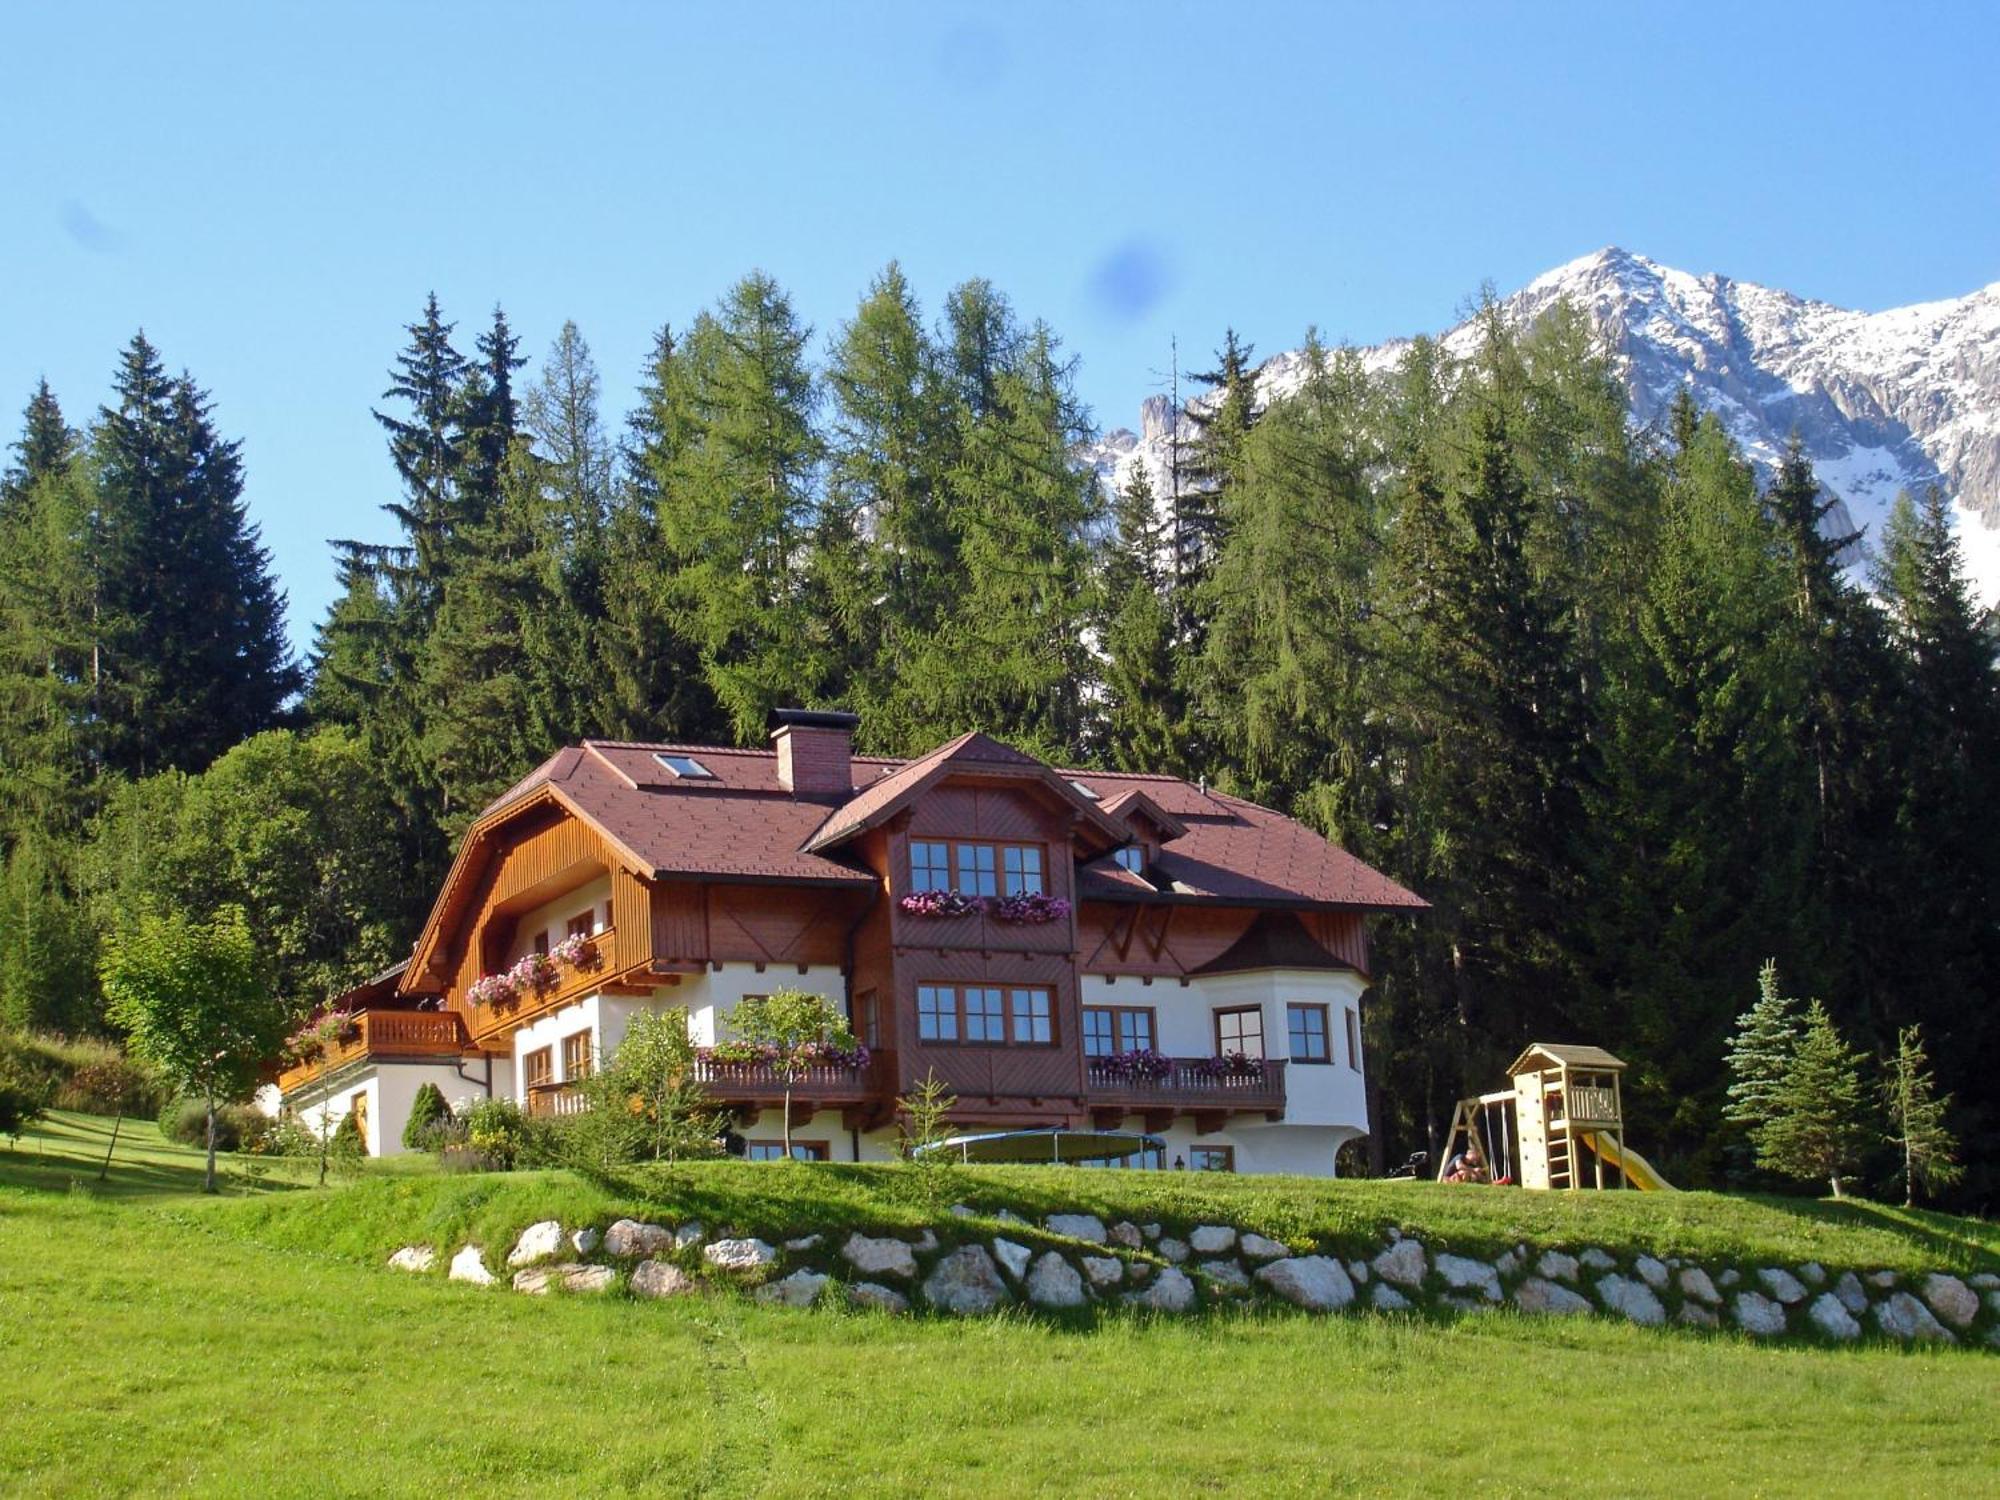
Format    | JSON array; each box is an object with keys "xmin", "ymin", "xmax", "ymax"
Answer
[{"xmin": 473, "ymin": 736, "xmax": 1425, "ymax": 914}]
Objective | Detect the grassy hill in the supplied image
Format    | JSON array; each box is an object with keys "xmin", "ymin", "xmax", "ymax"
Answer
[{"xmin": 3, "ymin": 1112, "xmax": 1996, "ymax": 1498}]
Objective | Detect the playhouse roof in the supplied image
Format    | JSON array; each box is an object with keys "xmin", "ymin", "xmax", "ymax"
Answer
[{"xmin": 1506, "ymin": 1042, "xmax": 1627, "ymax": 1075}]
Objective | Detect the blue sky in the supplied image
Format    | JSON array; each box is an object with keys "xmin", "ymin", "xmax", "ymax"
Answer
[{"xmin": 3, "ymin": 2, "xmax": 1996, "ymax": 654}]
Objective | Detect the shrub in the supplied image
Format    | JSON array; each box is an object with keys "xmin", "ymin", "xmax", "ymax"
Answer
[
  {"xmin": 329, "ymin": 1109, "xmax": 365, "ymax": 1159},
  {"xmin": 0, "ymin": 1050, "xmax": 55, "ymax": 1136},
  {"xmin": 0, "ymin": 1032, "xmax": 170, "ymax": 1117},
  {"xmin": 462, "ymin": 1097, "xmax": 526, "ymax": 1169},
  {"xmin": 402, "ymin": 1082, "xmax": 452, "ymax": 1150},
  {"xmin": 255, "ymin": 1114, "xmax": 321, "ymax": 1158},
  {"xmin": 158, "ymin": 1097, "xmax": 275, "ymax": 1153}
]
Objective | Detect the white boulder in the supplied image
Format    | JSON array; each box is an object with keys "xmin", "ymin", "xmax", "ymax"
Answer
[
  {"xmin": 604, "ymin": 1219, "xmax": 674, "ymax": 1258},
  {"xmin": 703, "ymin": 1238, "xmax": 777, "ymax": 1271},
  {"xmin": 1533, "ymin": 1249, "xmax": 1578, "ymax": 1283},
  {"xmin": 1633, "ymin": 1255, "xmax": 1668, "ymax": 1290},
  {"xmin": 630, "ymin": 1259, "xmax": 698, "ymax": 1299},
  {"xmin": 1126, "ymin": 1266, "xmax": 1196, "ymax": 1312},
  {"xmin": 1874, "ymin": 1291, "xmax": 1954, "ymax": 1343},
  {"xmin": 448, "ymin": 1246, "xmax": 495, "ymax": 1286},
  {"xmin": 1732, "ymin": 1291, "xmax": 1787, "ymax": 1337},
  {"xmin": 1832, "ymin": 1271, "xmax": 1869, "ymax": 1315},
  {"xmin": 1807, "ymin": 1292, "xmax": 1860, "ymax": 1341},
  {"xmin": 1596, "ymin": 1274, "xmax": 1666, "ymax": 1327},
  {"xmin": 754, "ymin": 1270, "xmax": 829, "ymax": 1309},
  {"xmin": 1156, "ymin": 1237, "xmax": 1190, "ymax": 1265},
  {"xmin": 1372, "ymin": 1239, "xmax": 1428, "ymax": 1289},
  {"xmin": 1045, "ymin": 1213, "xmax": 1107, "ymax": 1243},
  {"xmin": 842, "ymin": 1233, "xmax": 918, "ymax": 1280},
  {"xmin": 506, "ymin": 1220, "xmax": 566, "ymax": 1269},
  {"xmin": 387, "ymin": 1246, "xmax": 435, "ymax": 1273},
  {"xmin": 1435, "ymin": 1253, "xmax": 1501, "ymax": 1302},
  {"xmin": 1515, "ymin": 1278, "xmax": 1593, "ymax": 1317},
  {"xmin": 1026, "ymin": 1252, "xmax": 1087, "ymax": 1309},
  {"xmin": 924, "ymin": 1245, "xmax": 1011, "ymax": 1315},
  {"xmin": 1256, "ymin": 1255, "xmax": 1356, "ymax": 1311},
  {"xmin": 1199, "ymin": 1259, "xmax": 1250, "ymax": 1293},
  {"xmin": 992, "ymin": 1238, "xmax": 1032, "ymax": 1281},
  {"xmin": 1081, "ymin": 1256, "xmax": 1124, "ymax": 1288},
  {"xmin": 849, "ymin": 1281, "xmax": 910, "ymax": 1314},
  {"xmin": 1757, "ymin": 1267, "xmax": 1807, "ymax": 1305},
  {"xmin": 1677, "ymin": 1267, "xmax": 1720, "ymax": 1305},
  {"xmin": 1920, "ymin": 1273, "xmax": 1978, "ymax": 1330},
  {"xmin": 1370, "ymin": 1283, "xmax": 1411, "ymax": 1312},
  {"xmin": 1239, "ymin": 1232, "xmax": 1287, "ymax": 1261},
  {"xmin": 570, "ymin": 1227, "xmax": 601, "ymax": 1257},
  {"xmin": 1189, "ymin": 1225, "xmax": 1236, "ymax": 1255}
]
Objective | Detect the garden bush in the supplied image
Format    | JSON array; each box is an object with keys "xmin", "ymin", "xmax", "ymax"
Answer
[
  {"xmin": 0, "ymin": 1049, "xmax": 55, "ymax": 1135},
  {"xmin": 158, "ymin": 1097, "xmax": 274, "ymax": 1153},
  {"xmin": 402, "ymin": 1082, "xmax": 452, "ymax": 1150}
]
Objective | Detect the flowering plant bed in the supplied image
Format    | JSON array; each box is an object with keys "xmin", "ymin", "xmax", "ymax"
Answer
[
  {"xmin": 988, "ymin": 892, "xmax": 1070, "ymax": 925},
  {"xmin": 1094, "ymin": 1048, "xmax": 1175, "ymax": 1083},
  {"xmin": 898, "ymin": 889, "xmax": 985, "ymax": 919},
  {"xmin": 1196, "ymin": 1052, "xmax": 1265, "ymax": 1080},
  {"xmin": 284, "ymin": 1008, "xmax": 358, "ymax": 1065},
  {"xmin": 699, "ymin": 1040, "xmax": 872, "ymax": 1071},
  {"xmin": 466, "ymin": 933, "xmax": 604, "ymax": 1008}
]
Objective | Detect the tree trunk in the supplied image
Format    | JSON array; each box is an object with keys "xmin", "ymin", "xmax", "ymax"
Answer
[
  {"xmin": 781, "ymin": 1080, "xmax": 793, "ymax": 1160},
  {"xmin": 1828, "ymin": 1172, "xmax": 1843, "ymax": 1200},
  {"xmin": 204, "ymin": 1090, "xmax": 219, "ymax": 1194},
  {"xmin": 1903, "ymin": 1138, "xmax": 1915, "ymax": 1209}
]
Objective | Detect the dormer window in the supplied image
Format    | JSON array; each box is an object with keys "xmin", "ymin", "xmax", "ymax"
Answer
[
  {"xmin": 1113, "ymin": 844, "xmax": 1145, "ymax": 874},
  {"xmin": 654, "ymin": 753, "xmax": 715, "ymax": 779}
]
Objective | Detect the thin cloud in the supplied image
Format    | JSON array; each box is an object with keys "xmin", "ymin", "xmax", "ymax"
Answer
[{"xmin": 61, "ymin": 200, "xmax": 127, "ymax": 254}]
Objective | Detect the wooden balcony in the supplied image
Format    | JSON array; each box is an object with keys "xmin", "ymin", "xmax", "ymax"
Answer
[
  {"xmin": 525, "ymin": 1081, "xmax": 590, "ymax": 1118},
  {"xmin": 694, "ymin": 1051, "xmax": 897, "ymax": 1107},
  {"xmin": 278, "ymin": 1009, "xmax": 469, "ymax": 1094},
  {"xmin": 1085, "ymin": 1056, "xmax": 1287, "ymax": 1130}
]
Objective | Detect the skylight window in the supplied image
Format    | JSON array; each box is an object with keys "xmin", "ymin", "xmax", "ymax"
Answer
[
  {"xmin": 1069, "ymin": 778, "xmax": 1101, "ymax": 800},
  {"xmin": 654, "ymin": 753, "xmax": 716, "ymax": 780}
]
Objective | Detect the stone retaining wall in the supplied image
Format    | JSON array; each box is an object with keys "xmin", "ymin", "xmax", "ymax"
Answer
[{"xmin": 388, "ymin": 1207, "xmax": 2000, "ymax": 1351}]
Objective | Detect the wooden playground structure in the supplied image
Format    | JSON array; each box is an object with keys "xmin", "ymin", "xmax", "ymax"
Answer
[{"xmin": 1438, "ymin": 1043, "xmax": 1671, "ymax": 1191}]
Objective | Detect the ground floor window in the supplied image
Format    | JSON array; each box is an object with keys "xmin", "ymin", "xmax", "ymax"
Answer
[
  {"xmin": 1080, "ymin": 1144, "xmax": 1165, "ymax": 1170},
  {"xmin": 562, "ymin": 1028, "xmax": 594, "ymax": 1080},
  {"xmin": 1188, "ymin": 1145, "xmax": 1236, "ymax": 1172},
  {"xmin": 1346, "ymin": 1008, "xmax": 1362, "ymax": 1071},
  {"xmin": 522, "ymin": 1045, "xmax": 553, "ymax": 1090},
  {"xmin": 1083, "ymin": 1005, "xmax": 1155, "ymax": 1056},
  {"xmin": 745, "ymin": 1141, "xmax": 828, "ymax": 1161},
  {"xmin": 350, "ymin": 1090, "xmax": 368, "ymax": 1153}
]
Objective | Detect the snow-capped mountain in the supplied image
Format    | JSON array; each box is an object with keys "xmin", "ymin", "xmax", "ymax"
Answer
[{"xmin": 1091, "ymin": 249, "xmax": 2000, "ymax": 604}]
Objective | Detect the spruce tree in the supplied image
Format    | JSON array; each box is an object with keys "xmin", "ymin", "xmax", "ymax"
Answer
[
  {"xmin": 455, "ymin": 306, "xmax": 526, "ymax": 525},
  {"xmin": 1883, "ymin": 1024, "xmax": 1960, "ymax": 1207},
  {"xmin": 2, "ymin": 380, "xmax": 75, "ymax": 513},
  {"xmin": 373, "ymin": 293, "xmax": 471, "ymax": 614},
  {"xmin": 1174, "ymin": 329, "xmax": 1258, "ymax": 609},
  {"xmin": 1098, "ymin": 462, "xmax": 1182, "ymax": 772},
  {"xmin": 1758, "ymin": 999, "xmax": 1870, "ymax": 1198},
  {"xmin": 1723, "ymin": 961, "xmax": 1802, "ymax": 1131}
]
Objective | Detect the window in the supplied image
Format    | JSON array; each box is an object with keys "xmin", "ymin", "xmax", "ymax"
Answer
[
  {"xmin": 964, "ymin": 986, "xmax": 1005, "ymax": 1043},
  {"xmin": 350, "ymin": 1091, "xmax": 369, "ymax": 1154},
  {"xmin": 1112, "ymin": 844, "xmax": 1145, "ymax": 874},
  {"xmin": 1215, "ymin": 1006, "xmax": 1264, "ymax": 1060},
  {"xmin": 1083, "ymin": 1005, "xmax": 1155, "ymax": 1057},
  {"xmin": 1189, "ymin": 1145, "xmax": 1236, "ymax": 1173},
  {"xmin": 746, "ymin": 1141, "xmax": 829, "ymax": 1161},
  {"xmin": 601, "ymin": 900, "xmax": 613, "ymax": 931},
  {"xmin": 855, "ymin": 990, "xmax": 881, "ymax": 1049},
  {"xmin": 1010, "ymin": 987, "xmax": 1051, "ymax": 1044},
  {"xmin": 522, "ymin": 1046, "xmax": 553, "ymax": 1090},
  {"xmin": 654, "ymin": 753, "xmax": 714, "ymax": 779},
  {"xmin": 1081, "ymin": 1143, "xmax": 1165, "ymax": 1170},
  {"xmin": 532, "ymin": 929, "xmax": 550, "ymax": 957},
  {"xmin": 1002, "ymin": 845, "xmax": 1043, "ymax": 896},
  {"xmin": 911, "ymin": 840, "xmax": 952, "ymax": 892},
  {"xmin": 566, "ymin": 912, "xmax": 594, "ymax": 941},
  {"xmin": 917, "ymin": 984, "xmax": 957, "ymax": 1042},
  {"xmin": 919, "ymin": 983, "xmax": 1055, "ymax": 1046},
  {"xmin": 1069, "ymin": 778, "xmax": 1101, "ymax": 801},
  {"xmin": 909, "ymin": 840, "xmax": 1045, "ymax": 897},
  {"xmin": 1287, "ymin": 1003, "xmax": 1331, "ymax": 1064},
  {"xmin": 954, "ymin": 843, "xmax": 998, "ymax": 897},
  {"xmin": 562, "ymin": 1029, "xmax": 594, "ymax": 1080},
  {"xmin": 1346, "ymin": 1009, "xmax": 1362, "ymax": 1072}
]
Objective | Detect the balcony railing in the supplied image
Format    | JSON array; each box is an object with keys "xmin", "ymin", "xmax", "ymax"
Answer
[
  {"xmin": 1085, "ymin": 1056, "xmax": 1287, "ymax": 1117},
  {"xmin": 278, "ymin": 1009, "xmax": 468, "ymax": 1093},
  {"xmin": 525, "ymin": 1081, "xmax": 590, "ymax": 1118},
  {"xmin": 693, "ymin": 1051, "xmax": 895, "ymax": 1104}
]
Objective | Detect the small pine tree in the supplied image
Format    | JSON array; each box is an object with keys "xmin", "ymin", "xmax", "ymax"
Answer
[
  {"xmin": 1758, "ymin": 1000, "xmax": 1871, "ymax": 1198},
  {"xmin": 1723, "ymin": 961, "xmax": 1801, "ymax": 1130},
  {"xmin": 1883, "ymin": 1024, "xmax": 1961, "ymax": 1207},
  {"xmin": 402, "ymin": 1081, "xmax": 452, "ymax": 1150}
]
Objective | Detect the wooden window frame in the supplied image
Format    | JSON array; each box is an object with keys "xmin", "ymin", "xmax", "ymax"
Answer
[
  {"xmin": 855, "ymin": 989, "xmax": 881, "ymax": 1049},
  {"xmin": 566, "ymin": 912, "xmax": 594, "ymax": 941},
  {"xmin": 1188, "ymin": 1145, "xmax": 1236, "ymax": 1173},
  {"xmin": 917, "ymin": 982, "xmax": 1057, "ymax": 1048},
  {"xmin": 1010, "ymin": 986, "xmax": 1052, "ymax": 1045},
  {"xmin": 531, "ymin": 928, "xmax": 550, "ymax": 957},
  {"xmin": 522, "ymin": 1045, "xmax": 553, "ymax": 1091},
  {"xmin": 1346, "ymin": 1008, "xmax": 1362, "ymax": 1072},
  {"xmin": 1214, "ymin": 1005, "xmax": 1265, "ymax": 1060},
  {"xmin": 746, "ymin": 1140, "xmax": 829, "ymax": 1162},
  {"xmin": 910, "ymin": 840, "xmax": 953, "ymax": 893},
  {"xmin": 1286, "ymin": 1002, "xmax": 1331, "ymax": 1065},
  {"xmin": 561, "ymin": 1028, "xmax": 594, "ymax": 1081},
  {"xmin": 1082, "ymin": 1004, "xmax": 1156, "ymax": 1057},
  {"xmin": 1112, "ymin": 844, "xmax": 1145, "ymax": 874}
]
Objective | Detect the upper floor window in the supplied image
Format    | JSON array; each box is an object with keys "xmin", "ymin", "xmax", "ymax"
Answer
[
  {"xmin": 654, "ymin": 753, "xmax": 714, "ymax": 779},
  {"xmin": 532, "ymin": 929, "xmax": 550, "ymax": 957},
  {"xmin": 1083, "ymin": 1005, "xmax": 1155, "ymax": 1057},
  {"xmin": 1112, "ymin": 845, "xmax": 1145, "ymax": 874},
  {"xmin": 918, "ymin": 982, "xmax": 1055, "ymax": 1046},
  {"xmin": 1215, "ymin": 1005, "xmax": 1265, "ymax": 1060},
  {"xmin": 566, "ymin": 912, "xmax": 594, "ymax": 941},
  {"xmin": 1287, "ymin": 1003, "xmax": 1331, "ymax": 1064},
  {"xmin": 909, "ymin": 839, "xmax": 1046, "ymax": 898},
  {"xmin": 911, "ymin": 841, "xmax": 952, "ymax": 892}
]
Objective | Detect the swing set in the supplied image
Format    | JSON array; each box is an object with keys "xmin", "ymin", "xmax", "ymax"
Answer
[{"xmin": 1436, "ymin": 1043, "xmax": 1672, "ymax": 1192}]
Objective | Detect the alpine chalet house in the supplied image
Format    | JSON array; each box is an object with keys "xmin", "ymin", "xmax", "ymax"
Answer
[{"xmin": 275, "ymin": 711, "xmax": 1425, "ymax": 1173}]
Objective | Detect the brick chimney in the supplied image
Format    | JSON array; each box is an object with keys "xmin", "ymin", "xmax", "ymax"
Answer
[{"xmin": 770, "ymin": 709, "xmax": 859, "ymax": 800}]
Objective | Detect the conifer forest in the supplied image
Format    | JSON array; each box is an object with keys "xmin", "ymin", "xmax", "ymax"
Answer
[{"xmin": 4, "ymin": 269, "xmax": 1995, "ymax": 1207}]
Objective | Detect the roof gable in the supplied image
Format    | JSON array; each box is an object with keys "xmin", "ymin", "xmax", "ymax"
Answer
[
  {"xmin": 805, "ymin": 732, "xmax": 1129, "ymax": 854},
  {"xmin": 1190, "ymin": 911, "xmax": 1355, "ymax": 975}
]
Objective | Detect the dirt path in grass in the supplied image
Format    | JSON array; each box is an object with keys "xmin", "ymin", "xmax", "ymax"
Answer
[{"xmin": 688, "ymin": 1310, "xmax": 778, "ymax": 1499}]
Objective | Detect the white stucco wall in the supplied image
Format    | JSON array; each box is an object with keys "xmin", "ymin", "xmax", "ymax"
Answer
[
  {"xmin": 504, "ymin": 874, "xmax": 612, "ymax": 965},
  {"xmin": 289, "ymin": 1057, "xmax": 511, "ymax": 1158},
  {"xmin": 1079, "ymin": 968, "xmax": 1369, "ymax": 1136}
]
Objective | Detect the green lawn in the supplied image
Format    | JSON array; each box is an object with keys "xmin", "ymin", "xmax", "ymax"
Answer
[{"xmin": 3, "ymin": 1113, "xmax": 1995, "ymax": 1498}]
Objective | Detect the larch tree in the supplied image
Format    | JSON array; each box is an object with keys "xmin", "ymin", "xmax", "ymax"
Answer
[{"xmin": 1883, "ymin": 1023, "xmax": 1960, "ymax": 1207}]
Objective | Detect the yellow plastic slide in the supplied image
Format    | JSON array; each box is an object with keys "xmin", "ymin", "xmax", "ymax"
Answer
[{"xmin": 1580, "ymin": 1132, "xmax": 1674, "ymax": 1192}]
